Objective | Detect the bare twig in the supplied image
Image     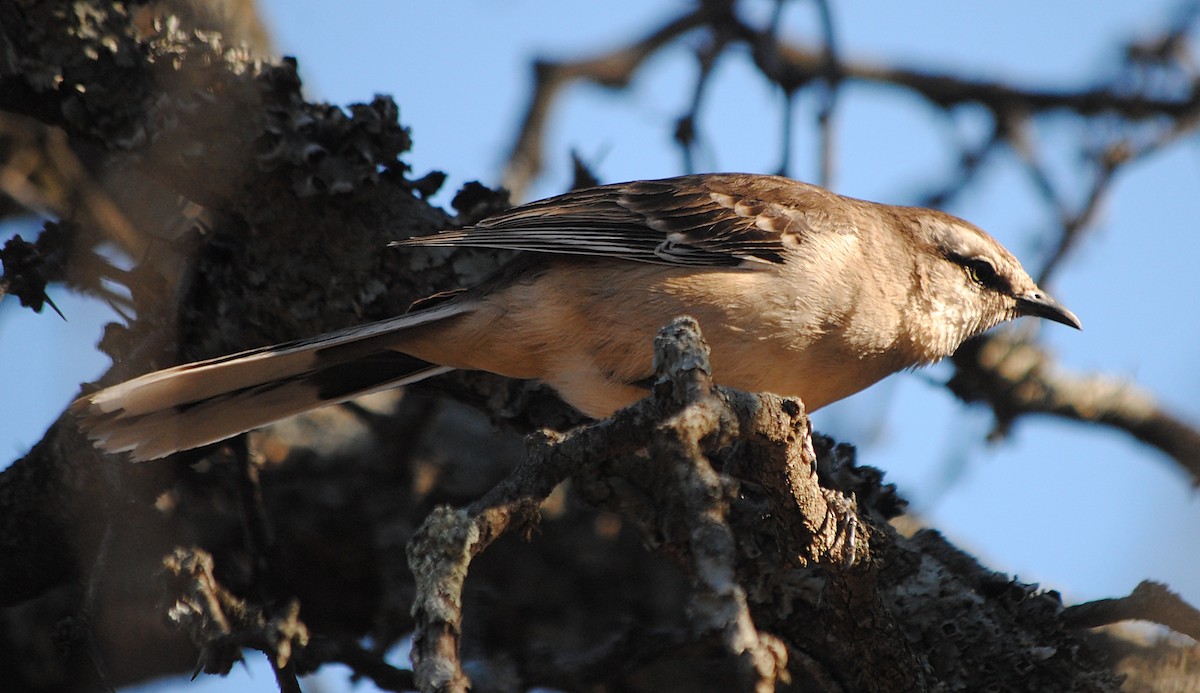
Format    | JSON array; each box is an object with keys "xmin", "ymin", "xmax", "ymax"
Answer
[
  {"xmin": 762, "ymin": 39, "xmax": 1200, "ymax": 119},
  {"xmin": 674, "ymin": 35, "xmax": 726, "ymax": 174},
  {"xmin": 161, "ymin": 548, "xmax": 310, "ymax": 678},
  {"xmin": 405, "ymin": 435, "xmax": 577, "ymax": 692},
  {"xmin": 502, "ymin": 10, "xmax": 712, "ymax": 199},
  {"xmin": 812, "ymin": 0, "xmax": 842, "ymax": 187},
  {"xmin": 1033, "ymin": 149, "xmax": 1119, "ymax": 287}
]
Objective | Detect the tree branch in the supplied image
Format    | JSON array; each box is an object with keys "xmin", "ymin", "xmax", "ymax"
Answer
[{"xmin": 950, "ymin": 332, "xmax": 1200, "ymax": 485}]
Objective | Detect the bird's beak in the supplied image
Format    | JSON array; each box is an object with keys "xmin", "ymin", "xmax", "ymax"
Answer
[{"xmin": 1017, "ymin": 290, "xmax": 1081, "ymax": 329}]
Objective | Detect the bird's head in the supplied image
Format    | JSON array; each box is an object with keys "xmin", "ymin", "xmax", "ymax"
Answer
[{"xmin": 903, "ymin": 208, "xmax": 1080, "ymax": 359}]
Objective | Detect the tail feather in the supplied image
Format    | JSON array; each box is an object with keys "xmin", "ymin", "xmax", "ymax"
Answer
[
  {"xmin": 71, "ymin": 300, "xmax": 471, "ymax": 461},
  {"xmin": 83, "ymin": 362, "xmax": 452, "ymax": 462}
]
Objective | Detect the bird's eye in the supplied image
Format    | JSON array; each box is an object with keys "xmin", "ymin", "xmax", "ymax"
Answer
[{"xmin": 965, "ymin": 258, "xmax": 998, "ymax": 287}]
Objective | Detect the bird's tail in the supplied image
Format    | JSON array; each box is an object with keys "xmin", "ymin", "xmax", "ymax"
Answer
[{"xmin": 70, "ymin": 300, "xmax": 472, "ymax": 461}]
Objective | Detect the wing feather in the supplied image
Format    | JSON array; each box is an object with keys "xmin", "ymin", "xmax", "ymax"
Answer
[{"xmin": 393, "ymin": 174, "xmax": 849, "ymax": 268}]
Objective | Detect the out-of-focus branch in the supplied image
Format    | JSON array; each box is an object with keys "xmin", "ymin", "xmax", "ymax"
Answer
[
  {"xmin": 0, "ymin": 113, "xmax": 140, "ymax": 248},
  {"xmin": 1033, "ymin": 106, "xmax": 1200, "ymax": 286},
  {"xmin": 1064, "ymin": 580, "xmax": 1200, "ymax": 641},
  {"xmin": 505, "ymin": 5, "xmax": 1200, "ymax": 196},
  {"xmin": 502, "ymin": 8, "xmax": 717, "ymax": 200},
  {"xmin": 1025, "ymin": 143, "xmax": 1120, "ymax": 288},
  {"xmin": 949, "ymin": 333, "xmax": 1200, "ymax": 485},
  {"xmin": 811, "ymin": 0, "xmax": 842, "ymax": 186},
  {"xmin": 672, "ymin": 34, "xmax": 726, "ymax": 175}
]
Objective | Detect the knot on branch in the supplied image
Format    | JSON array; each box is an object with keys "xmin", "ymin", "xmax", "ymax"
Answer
[{"xmin": 651, "ymin": 315, "xmax": 713, "ymax": 406}]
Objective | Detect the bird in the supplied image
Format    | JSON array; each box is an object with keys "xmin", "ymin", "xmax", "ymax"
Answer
[{"xmin": 71, "ymin": 173, "xmax": 1080, "ymax": 461}]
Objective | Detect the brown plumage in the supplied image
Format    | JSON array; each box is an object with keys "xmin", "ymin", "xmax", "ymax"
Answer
[{"xmin": 72, "ymin": 173, "xmax": 1080, "ymax": 461}]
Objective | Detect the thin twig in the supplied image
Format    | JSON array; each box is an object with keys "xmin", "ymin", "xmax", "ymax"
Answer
[
  {"xmin": 812, "ymin": 0, "xmax": 842, "ymax": 187},
  {"xmin": 674, "ymin": 35, "xmax": 726, "ymax": 174},
  {"xmin": 502, "ymin": 10, "xmax": 711, "ymax": 199}
]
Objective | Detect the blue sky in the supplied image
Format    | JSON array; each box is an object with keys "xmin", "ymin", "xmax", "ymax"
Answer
[{"xmin": 3, "ymin": 1, "xmax": 1198, "ymax": 690}]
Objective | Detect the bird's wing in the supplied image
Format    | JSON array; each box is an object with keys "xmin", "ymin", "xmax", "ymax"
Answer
[{"xmin": 394, "ymin": 174, "xmax": 844, "ymax": 268}]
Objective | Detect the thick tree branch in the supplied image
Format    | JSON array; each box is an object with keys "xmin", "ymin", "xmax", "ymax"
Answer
[{"xmin": 406, "ymin": 318, "xmax": 1138, "ymax": 693}]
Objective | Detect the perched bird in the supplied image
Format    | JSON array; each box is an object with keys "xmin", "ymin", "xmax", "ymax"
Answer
[{"xmin": 72, "ymin": 174, "xmax": 1080, "ymax": 461}]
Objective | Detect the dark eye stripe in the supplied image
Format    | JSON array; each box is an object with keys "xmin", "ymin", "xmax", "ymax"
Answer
[{"xmin": 949, "ymin": 253, "xmax": 1009, "ymax": 293}]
